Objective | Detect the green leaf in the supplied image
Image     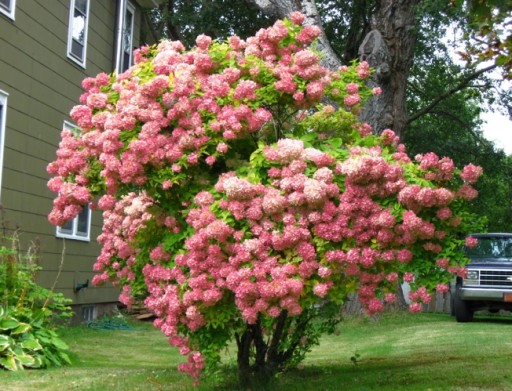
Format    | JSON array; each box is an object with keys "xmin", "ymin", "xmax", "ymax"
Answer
[
  {"xmin": 21, "ymin": 338, "xmax": 42, "ymax": 351},
  {"xmin": 31, "ymin": 355, "xmax": 44, "ymax": 368},
  {"xmin": 0, "ymin": 354, "xmax": 19, "ymax": 371},
  {"xmin": 36, "ymin": 334, "xmax": 51, "ymax": 344},
  {"xmin": 15, "ymin": 353, "xmax": 36, "ymax": 367},
  {"xmin": 0, "ymin": 334, "xmax": 12, "ymax": 350},
  {"xmin": 49, "ymin": 336, "xmax": 69, "ymax": 351},
  {"xmin": 0, "ymin": 317, "xmax": 20, "ymax": 330},
  {"xmin": 11, "ymin": 322, "xmax": 31, "ymax": 335},
  {"xmin": 59, "ymin": 351, "xmax": 72, "ymax": 365}
]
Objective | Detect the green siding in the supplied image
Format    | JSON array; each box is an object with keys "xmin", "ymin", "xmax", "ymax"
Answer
[{"xmin": 0, "ymin": 0, "xmax": 150, "ymax": 306}]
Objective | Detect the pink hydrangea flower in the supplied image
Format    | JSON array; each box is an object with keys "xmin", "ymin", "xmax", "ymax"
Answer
[
  {"xmin": 346, "ymin": 83, "xmax": 359, "ymax": 94},
  {"xmin": 465, "ymin": 236, "xmax": 478, "ymax": 248},
  {"xmin": 355, "ymin": 61, "xmax": 370, "ymax": 79},
  {"xmin": 344, "ymin": 94, "xmax": 361, "ymax": 107},
  {"xmin": 195, "ymin": 34, "xmax": 212, "ymax": 50},
  {"xmin": 403, "ymin": 272, "xmax": 415, "ymax": 283},
  {"xmin": 289, "ymin": 11, "xmax": 305, "ymax": 25},
  {"xmin": 313, "ymin": 282, "xmax": 330, "ymax": 298},
  {"xmin": 409, "ymin": 302, "xmax": 422, "ymax": 313},
  {"xmin": 460, "ymin": 163, "xmax": 483, "ymax": 184},
  {"xmin": 436, "ymin": 284, "xmax": 449, "ymax": 294}
]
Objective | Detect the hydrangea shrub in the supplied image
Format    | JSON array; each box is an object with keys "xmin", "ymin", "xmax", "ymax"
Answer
[{"xmin": 48, "ymin": 13, "xmax": 483, "ymax": 385}]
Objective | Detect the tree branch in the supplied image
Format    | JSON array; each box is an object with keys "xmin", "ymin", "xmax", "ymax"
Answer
[
  {"xmin": 407, "ymin": 64, "xmax": 498, "ymax": 124},
  {"xmin": 267, "ymin": 310, "xmax": 288, "ymax": 364},
  {"xmin": 429, "ymin": 109, "xmax": 472, "ymax": 129}
]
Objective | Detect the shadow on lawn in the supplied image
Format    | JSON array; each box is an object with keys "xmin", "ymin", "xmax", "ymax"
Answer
[{"xmin": 471, "ymin": 314, "xmax": 512, "ymax": 325}]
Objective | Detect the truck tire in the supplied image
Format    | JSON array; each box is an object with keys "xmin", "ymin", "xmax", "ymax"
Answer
[{"xmin": 453, "ymin": 286, "xmax": 474, "ymax": 322}]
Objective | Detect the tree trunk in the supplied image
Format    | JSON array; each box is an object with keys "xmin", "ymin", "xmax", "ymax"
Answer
[
  {"xmin": 235, "ymin": 312, "xmax": 289, "ymax": 389},
  {"xmin": 358, "ymin": 29, "xmax": 394, "ymax": 134},
  {"xmin": 236, "ymin": 328, "xmax": 253, "ymax": 390},
  {"xmin": 359, "ymin": 0, "xmax": 419, "ymax": 137}
]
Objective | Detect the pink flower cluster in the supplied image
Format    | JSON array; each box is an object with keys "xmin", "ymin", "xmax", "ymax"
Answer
[{"xmin": 91, "ymin": 191, "xmax": 155, "ymax": 301}]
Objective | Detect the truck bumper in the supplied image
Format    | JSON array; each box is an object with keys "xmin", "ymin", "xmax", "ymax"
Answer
[{"xmin": 459, "ymin": 287, "xmax": 512, "ymax": 301}]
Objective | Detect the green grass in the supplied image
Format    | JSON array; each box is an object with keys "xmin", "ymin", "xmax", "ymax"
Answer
[{"xmin": 2, "ymin": 312, "xmax": 512, "ymax": 390}]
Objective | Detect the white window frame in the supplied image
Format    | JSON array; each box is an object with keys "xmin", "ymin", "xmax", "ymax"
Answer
[
  {"xmin": 115, "ymin": 0, "xmax": 135, "ymax": 73},
  {"xmin": 56, "ymin": 121, "xmax": 91, "ymax": 241},
  {"xmin": 67, "ymin": 0, "xmax": 90, "ymax": 68},
  {"xmin": 0, "ymin": 90, "xmax": 7, "ymax": 199},
  {"xmin": 0, "ymin": 0, "xmax": 16, "ymax": 20}
]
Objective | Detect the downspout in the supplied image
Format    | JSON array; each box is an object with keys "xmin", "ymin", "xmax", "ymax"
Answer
[{"xmin": 114, "ymin": 0, "xmax": 127, "ymax": 73}]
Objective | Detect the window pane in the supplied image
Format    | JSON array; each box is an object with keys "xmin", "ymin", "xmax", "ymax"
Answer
[
  {"xmin": 72, "ymin": 9, "xmax": 86, "ymax": 44},
  {"xmin": 59, "ymin": 220, "xmax": 73, "ymax": 234},
  {"xmin": 76, "ymin": 205, "xmax": 89, "ymax": 235},
  {"xmin": 0, "ymin": 0, "xmax": 11, "ymax": 12},
  {"xmin": 75, "ymin": 0, "xmax": 87, "ymax": 14},
  {"xmin": 71, "ymin": 39, "xmax": 84, "ymax": 59},
  {"xmin": 123, "ymin": 29, "xmax": 132, "ymax": 54},
  {"xmin": 466, "ymin": 237, "xmax": 512, "ymax": 259},
  {"xmin": 121, "ymin": 8, "xmax": 133, "ymax": 71},
  {"xmin": 122, "ymin": 52, "xmax": 130, "ymax": 72},
  {"xmin": 124, "ymin": 10, "xmax": 133, "ymax": 44}
]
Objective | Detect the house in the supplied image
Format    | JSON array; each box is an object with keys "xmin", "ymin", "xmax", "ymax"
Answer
[{"xmin": 0, "ymin": 0, "xmax": 160, "ymax": 323}]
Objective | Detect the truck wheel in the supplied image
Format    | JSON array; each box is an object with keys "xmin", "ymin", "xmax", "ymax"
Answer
[{"xmin": 453, "ymin": 286, "xmax": 474, "ymax": 322}]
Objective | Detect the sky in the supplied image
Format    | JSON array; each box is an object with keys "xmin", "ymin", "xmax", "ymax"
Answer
[{"xmin": 481, "ymin": 111, "xmax": 512, "ymax": 155}]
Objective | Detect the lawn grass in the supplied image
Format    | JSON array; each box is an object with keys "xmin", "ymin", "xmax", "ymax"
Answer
[{"xmin": 1, "ymin": 312, "xmax": 512, "ymax": 390}]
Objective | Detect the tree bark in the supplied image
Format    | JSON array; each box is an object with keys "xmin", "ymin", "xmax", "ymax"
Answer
[
  {"xmin": 359, "ymin": 0, "xmax": 420, "ymax": 137},
  {"xmin": 236, "ymin": 328, "xmax": 253, "ymax": 389},
  {"xmin": 358, "ymin": 29, "xmax": 394, "ymax": 134}
]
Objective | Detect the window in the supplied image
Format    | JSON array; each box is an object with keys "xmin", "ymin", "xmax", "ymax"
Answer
[
  {"xmin": 57, "ymin": 203, "xmax": 91, "ymax": 241},
  {"xmin": 81, "ymin": 305, "xmax": 96, "ymax": 322},
  {"xmin": 56, "ymin": 121, "xmax": 91, "ymax": 241},
  {"xmin": 0, "ymin": 90, "xmax": 7, "ymax": 199},
  {"xmin": 67, "ymin": 0, "xmax": 89, "ymax": 67},
  {"xmin": 116, "ymin": 1, "xmax": 135, "ymax": 73},
  {"xmin": 0, "ymin": 0, "xmax": 15, "ymax": 20}
]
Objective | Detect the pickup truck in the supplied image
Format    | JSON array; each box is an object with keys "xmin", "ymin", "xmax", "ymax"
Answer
[{"xmin": 451, "ymin": 233, "xmax": 512, "ymax": 322}]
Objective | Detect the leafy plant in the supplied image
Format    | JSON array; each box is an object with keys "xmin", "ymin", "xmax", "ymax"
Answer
[
  {"xmin": 0, "ymin": 307, "xmax": 70, "ymax": 370},
  {"xmin": 0, "ymin": 229, "xmax": 72, "ymax": 371},
  {"xmin": 0, "ymin": 235, "xmax": 72, "ymax": 322}
]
